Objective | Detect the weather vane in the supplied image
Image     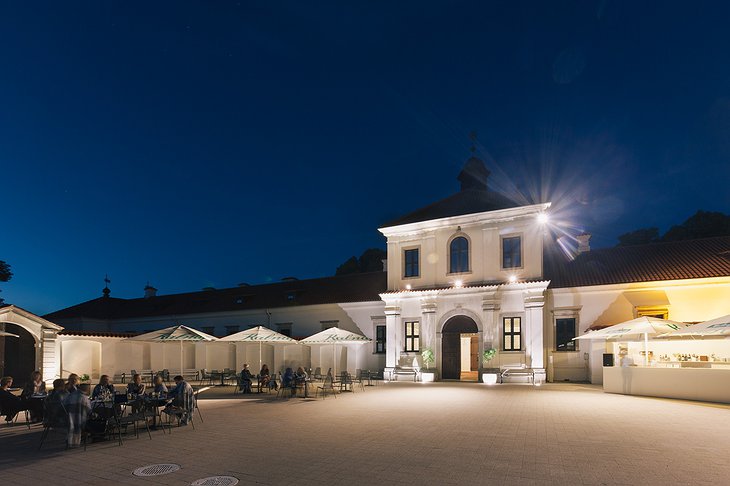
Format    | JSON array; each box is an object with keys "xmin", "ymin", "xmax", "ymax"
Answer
[{"xmin": 469, "ymin": 131, "xmax": 477, "ymax": 154}]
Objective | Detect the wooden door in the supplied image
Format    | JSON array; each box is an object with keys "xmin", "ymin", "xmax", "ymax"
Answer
[
  {"xmin": 442, "ymin": 333, "xmax": 460, "ymax": 379},
  {"xmin": 470, "ymin": 336, "xmax": 479, "ymax": 370}
]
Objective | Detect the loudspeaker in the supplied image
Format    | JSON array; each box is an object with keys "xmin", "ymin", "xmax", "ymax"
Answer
[{"xmin": 603, "ymin": 353, "xmax": 614, "ymax": 367}]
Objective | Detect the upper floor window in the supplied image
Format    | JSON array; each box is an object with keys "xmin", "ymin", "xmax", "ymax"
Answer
[
  {"xmin": 276, "ymin": 323, "xmax": 292, "ymax": 337},
  {"xmin": 404, "ymin": 321, "xmax": 420, "ymax": 352},
  {"xmin": 449, "ymin": 236, "xmax": 469, "ymax": 273},
  {"xmin": 502, "ymin": 236, "xmax": 522, "ymax": 269},
  {"xmin": 403, "ymin": 248, "xmax": 420, "ymax": 278}
]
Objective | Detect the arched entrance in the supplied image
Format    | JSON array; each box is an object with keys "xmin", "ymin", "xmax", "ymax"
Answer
[
  {"xmin": 441, "ymin": 315, "xmax": 479, "ymax": 380},
  {"xmin": 1, "ymin": 323, "xmax": 36, "ymax": 381}
]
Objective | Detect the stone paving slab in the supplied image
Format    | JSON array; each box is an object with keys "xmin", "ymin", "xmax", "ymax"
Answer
[{"xmin": 1, "ymin": 382, "xmax": 729, "ymax": 485}]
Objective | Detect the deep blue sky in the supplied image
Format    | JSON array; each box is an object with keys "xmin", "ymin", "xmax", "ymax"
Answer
[{"xmin": 3, "ymin": 1, "xmax": 730, "ymax": 315}]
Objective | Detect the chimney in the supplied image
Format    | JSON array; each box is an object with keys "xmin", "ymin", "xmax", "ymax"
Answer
[
  {"xmin": 576, "ymin": 233, "xmax": 591, "ymax": 253},
  {"xmin": 144, "ymin": 284, "xmax": 157, "ymax": 298},
  {"xmin": 381, "ymin": 259, "xmax": 387, "ymax": 272}
]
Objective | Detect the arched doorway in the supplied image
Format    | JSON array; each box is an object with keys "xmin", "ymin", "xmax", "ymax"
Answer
[
  {"xmin": 441, "ymin": 315, "xmax": 479, "ymax": 380},
  {"xmin": 1, "ymin": 323, "xmax": 36, "ymax": 382}
]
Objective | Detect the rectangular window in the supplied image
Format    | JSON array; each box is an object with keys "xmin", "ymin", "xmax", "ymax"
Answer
[
  {"xmin": 201, "ymin": 326, "xmax": 215, "ymax": 336},
  {"xmin": 555, "ymin": 318, "xmax": 577, "ymax": 351},
  {"xmin": 225, "ymin": 325, "xmax": 240, "ymax": 336},
  {"xmin": 320, "ymin": 320, "xmax": 339, "ymax": 331},
  {"xmin": 404, "ymin": 321, "xmax": 420, "ymax": 352},
  {"xmin": 403, "ymin": 248, "xmax": 420, "ymax": 278},
  {"xmin": 502, "ymin": 236, "xmax": 522, "ymax": 269},
  {"xmin": 636, "ymin": 306, "xmax": 668, "ymax": 319},
  {"xmin": 375, "ymin": 325, "xmax": 386, "ymax": 354},
  {"xmin": 276, "ymin": 323, "xmax": 292, "ymax": 337},
  {"xmin": 503, "ymin": 317, "xmax": 521, "ymax": 351}
]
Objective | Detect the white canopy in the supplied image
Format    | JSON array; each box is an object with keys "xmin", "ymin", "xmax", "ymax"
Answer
[
  {"xmin": 126, "ymin": 324, "xmax": 217, "ymax": 376},
  {"xmin": 659, "ymin": 314, "xmax": 730, "ymax": 337},
  {"xmin": 220, "ymin": 326, "xmax": 298, "ymax": 372},
  {"xmin": 300, "ymin": 327, "xmax": 370, "ymax": 376},
  {"xmin": 574, "ymin": 317, "xmax": 690, "ymax": 366},
  {"xmin": 573, "ymin": 317, "xmax": 689, "ymax": 341}
]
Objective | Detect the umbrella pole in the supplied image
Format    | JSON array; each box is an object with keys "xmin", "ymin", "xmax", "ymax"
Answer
[
  {"xmin": 644, "ymin": 332, "xmax": 649, "ymax": 367},
  {"xmin": 180, "ymin": 340, "xmax": 184, "ymax": 378},
  {"xmin": 259, "ymin": 341, "xmax": 262, "ymax": 374}
]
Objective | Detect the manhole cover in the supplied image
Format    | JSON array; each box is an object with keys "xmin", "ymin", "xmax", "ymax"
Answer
[
  {"xmin": 132, "ymin": 464, "xmax": 181, "ymax": 477},
  {"xmin": 191, "ymin": 476, "xmax": 239, "ymax": 486}
]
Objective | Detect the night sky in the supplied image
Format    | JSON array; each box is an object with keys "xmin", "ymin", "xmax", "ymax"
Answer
[{"xmin": 3, "ymin": 1, "xmax": 730, "ymax": 315}]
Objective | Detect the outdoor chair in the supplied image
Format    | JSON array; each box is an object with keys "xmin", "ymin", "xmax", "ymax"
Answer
[
  {"xmin": 117, "ymin": 398, "xmax": 152, "ymax": 440},
  {"xmin": 1, "ymin": 401, "xmax": 31, "ymax": 430},
  {"xmin": 276, "ymin": 372, "xmax": 295, "ymax": 399},
  {"xmin": 199, "ymin": 369, "xmax": 212, "ymax": 386},
  {"xmin": 38, "ymin": 399, "xmax": 69, "ymax": 450},
  {"xmin": 316, "ymin": 374, "xmax": 336, "ymax": 399},
  {"xmin": 313, "ymin": 367, "xmax": 323, "ymax": 381}
]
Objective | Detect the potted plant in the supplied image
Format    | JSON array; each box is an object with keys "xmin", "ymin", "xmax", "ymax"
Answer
[
  {"xmin": 80, "ymin": 373, "xmax": 91, "ymax": 383},
  {"xmin": 481, "ymin": 348, "xmax": 499, "ymax": 384},
  {"xmin": 420, "ymin": 347, "xmax": 436, "ymax": 382}
]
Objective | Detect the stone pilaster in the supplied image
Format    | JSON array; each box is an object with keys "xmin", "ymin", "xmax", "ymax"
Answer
[
  {"xmin": 481, "ymin": 291, "xmax": 501, "ymax": 351},
  {"xmin": 384, "ymin": 306, "xmax": 401, "ymax": 372},
  {"xmin": 420, "ymin": 301, "xmax": 437, "ymax": 350},
  {"xmin": 41, "ymin": 329, "xmax": 59, "ymax": 383},
  {"xmin": 523, "ymin": 289, "xmax": 546, "ymax": 381}
]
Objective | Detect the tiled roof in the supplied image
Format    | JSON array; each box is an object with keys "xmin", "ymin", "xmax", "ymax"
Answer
[
  {"xmin": 545, "ymin": 236, "xmax": 730, "ymax": 288},
  {"xmin": 45, "ymin": 271, "xmax": 387, "ymax": 322},
  {"xmin": 381, "ymin": 188, "xmax": 519, "ymax": 228}
]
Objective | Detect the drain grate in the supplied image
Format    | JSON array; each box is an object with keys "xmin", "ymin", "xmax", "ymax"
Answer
[
  {"xmin": 132, "ymin": 464, "xmax": 181, "ymax": 477},
  {"xmin": 191, "ymin": 476, "xmax": 239, "ymax": 486}
]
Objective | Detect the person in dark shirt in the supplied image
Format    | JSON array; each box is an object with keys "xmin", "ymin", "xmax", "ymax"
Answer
[
  {"xmin": 91, "ymin": 375, "xmax": 115, "ymax": 401},
  {"xmin": 126, "ymin": 373, "xmax": 146, "ymax": 396},
  {"xmin": 0, "ymin": 376, "xmax": 29, "ymax": 422},
  {"xmin": 43, "ymin": 378, "xmax": 69, "ymax": 428},
  {"xmin": 21, "ymin": 371, "xmax": 46, "ymax": 422}
]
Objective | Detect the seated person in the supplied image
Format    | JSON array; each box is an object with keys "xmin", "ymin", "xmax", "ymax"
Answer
[
  {"xmin": 152, "ymin": 375, "xmax": 168, "ymax": 395},
  {"xmin": 259, "ymin": 364, "xmax": 277, "ymax": 390},
  {"xmin": 62, "ymin": 376, "xmax": 91, "ymax": 447},
  {"xmin": 22, "ymin": 370, "xmax": 46, "ymax": 422},
  {"xmin": 293, "ymin": 367, "xmax": 307, "ymax": 396},
  {"xmin": 0, "ymin": 376, "xmax": 29, "ymax": 422},
  {"xmin": 239, "ymin": 364, "xmax": 253, "ymax": 393},
  {"xmin": 44, "ymin": 379, "xmax": 69, "ymax": 428},
  {"xmin": 92, "ymin": 375, "xmax": 115, "ymax": 401},
  {"xmin": 126, "ymin": 374, "xmax": 146, "ymax": 396},
  {"xmin": 282, "ymin": 367, "xmax": 295, "ymax": 392},
  {"xmin": 163, "ymin": 375, "xmax": 194, "ymax": 425},
  {"xmin": 22, "ymin": 370, "xmax": 46, "ymax": 397}
]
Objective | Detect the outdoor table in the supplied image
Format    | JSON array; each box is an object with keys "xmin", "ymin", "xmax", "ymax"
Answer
[{"xmin": 211, "ymin": 371, "xmax": 227, "ymax": 386}]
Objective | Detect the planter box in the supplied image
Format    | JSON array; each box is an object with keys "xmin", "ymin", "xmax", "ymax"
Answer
[
  {"xmin": 421, "ymin": 371, "xmax": 436, "ymax": 383},
  {"xmin": 482, "ymin": 373, "xmax": 499, "ymax": 385}
]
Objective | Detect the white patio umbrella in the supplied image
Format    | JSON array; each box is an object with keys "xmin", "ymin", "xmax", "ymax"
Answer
[
  {"xmin": 220, "ymin": 326, "xmax": 298, "ymax": 372},
  {"xmin": 300, "ymin": 327, "xmax": 371, "ymax": 376},
  {"xmin": 125, "ymin": 324, "xmax": 217, "ymax": 376},
  {"xmin": 573, "ymin": 316, "xmax": 690, "ymax": 366},
  {"xmin": 659, "ymin": 314, "xmax": 730, "ymax": 338}
]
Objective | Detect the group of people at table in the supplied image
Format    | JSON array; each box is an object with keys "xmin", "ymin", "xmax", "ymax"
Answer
[
  {"xmin": 238, "ymin": 364, "xmax": 308, "ymax": 395},
  {"xmin": 0, "ymin": 371, "xmax": 195, "ymax": 447}
]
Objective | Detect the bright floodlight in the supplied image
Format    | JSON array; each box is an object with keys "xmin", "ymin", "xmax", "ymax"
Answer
[
  {"xmin": 537, "ymin": 212, "xmax": 549, "ymax": 224},
  {"xmin": 454, "ymin": 279, "xmax": 463, "ymax": 288},
  {"xmin": 405, "ymin": 284, "xmax": 412, "ymax": 290},
  {"xmin": 508, "ymin": 275, "xmax": 517, "ymax": 283}
]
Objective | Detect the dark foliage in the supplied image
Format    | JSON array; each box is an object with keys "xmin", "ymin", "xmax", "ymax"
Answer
[
  {"xmin": 335, "ymin": 248, "xmax": 386, "ymax": 275},
  {"xmin": 617, "ymin": 211, "xmax": 730, "ymax": 246}
]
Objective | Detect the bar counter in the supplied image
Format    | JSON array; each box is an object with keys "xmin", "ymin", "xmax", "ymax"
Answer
[{"xmin": 603, "ymin": 365, "xmax": 730, "ymax": 404}]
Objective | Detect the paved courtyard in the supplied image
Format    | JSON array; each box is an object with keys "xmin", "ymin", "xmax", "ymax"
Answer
[{"xmin": 1, "ymin": 382, "xmax": 729, "ymax": 485}]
